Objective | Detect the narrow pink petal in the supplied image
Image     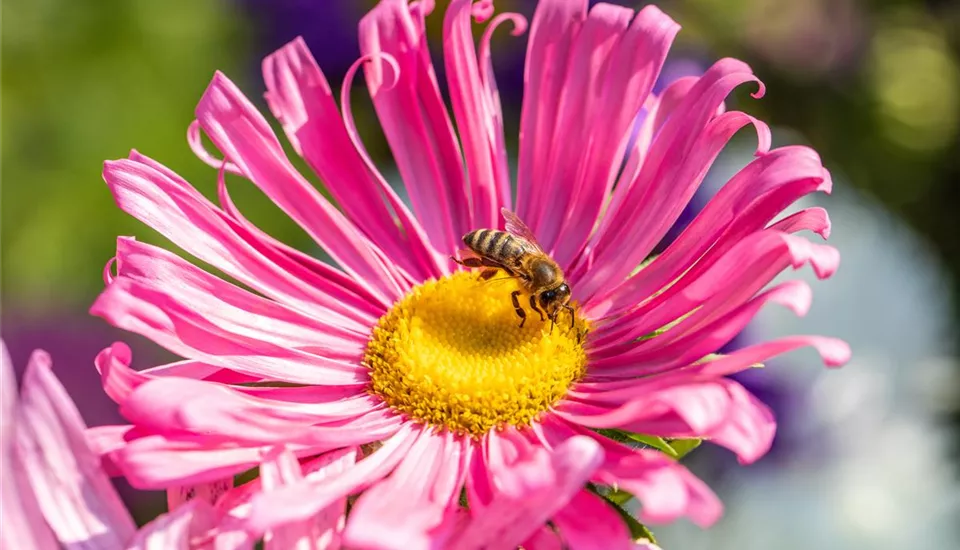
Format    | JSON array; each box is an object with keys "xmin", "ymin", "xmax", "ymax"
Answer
[
  {"xmin": 1, "ymin": 343, "xmax": 58, "ymax": 549},
  {"xmin": 247, "ymin": 425, "xmax": 418, "ymax": 535},
  {"xmin": 443, "ymin": 0, "xmax": 516, "ymax": 230},
  {"xmin": 102, "ymin": 154, "xmax": 381, "ymax": 328},
  {"xmin": 478, "ymin": 12, "xmax": 526, "ymax": 212},
  {"xmin": 91, "ymin": 278, "xmax": 369, "ymax": 386},
  {"xmin": 538, "ymin": 418, "xmax": 722, "ymax": 528},
  {"xmin": 552, "ymin": 490, "xmax": 632, "ymax": 550},
  {"xmin": 344, "ymin": 429, "xmax": 469, "ymax": 550},
  {"xmin": 127, "ymin": 500, "xmax": 216, "ymax": 550},
  {"xmin": 13, "ymin": 351, "xmax": 137, "ymax": 546},
  {"xmin": 592, "ymin": 280, "xmax": 813, "ymax": 370},
  {"xmin": 262, "ymin": 37, "xmax": 442, "ymax": 281},
  {"xmin": 84, "ymin": 425, "xmax": 132, "ymax": 478},
  {"xmin": 195, "ymin": 72, "xmax": 408, "ymax": 300},
  {"xmin": 212, "ymin": 447, "xmax": 357, "ymax": 550},
  {"xmin": 559, "ymin": 379, "xmax": 775, "ymax": 465},
  {"xmin": 769, "ymin": 206, "xmax": 832, "ymax": 239},
  {"xmin": 131, "ymin": 151, "xmax": 388, "ymax": 320},
  {"xmin": 688, "ymin": 335, "xmax": 852, "ymax": 377},
  {"xmin": 112, "ymin": 237, "xmax": 367, "ymax": 351},
  {"xmin": 450, "ymin": 434, "xmax": 603, "ymax": 549},
  {"xmin": 574, "ymin": 59, "xmax": 768, "ymax": 299},
  {"xmin": 167, "ymin": 479, "xmax": 233, "ymax": 512},
  {"xmin": 542, "ymin": 6, "xmax": 682, "ymax": 268},
  {"xmin": 608, "ymin": 77, "xmax": 699, "ymax": 213},
  {"xmin": 529, "ymin": 2, "xmax": 635, "ymax": 253},
  {"xmin": 522, "ymin": 526, "xmax": 563, "ymax": 550},
  {"xmin": 589, "ymin": 145, "xmax": 830, "ymax": 319},
  {"xmin": 359, "ymin": 0, "xmax": 470, "ymax": 254},
  {"xmin": 109, "ymin": 432, "xmax": 325, "ymax": 489},
  {"xmin": 703, "ymin": 382, "xmax": 776, "ymax": 465},
  {"xmin": 120, "ymin": 377, "xmax": 397, "ymax": 448},
  {"xmin": 259, "ymin": 447, "xmax": 347, "ymax": 550},
  {"xmin": 590, "ymin": 230, "xmax": 839, "ymax": 350},
  {"xmin": 516, "ymin": 0, "xmax": 587, "ymax": 226}
]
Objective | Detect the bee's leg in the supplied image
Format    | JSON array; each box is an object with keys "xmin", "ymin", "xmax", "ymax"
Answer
[
  {"xmin": 510, "ymin": 290, "xmax": 527, "ymax": 328},
  {"xmin": 478, "ymin": 268, "xmax": 499, "ymax": 281},
  {"xmin": 454, "ymin": 257, "xmax": 484, "ymax": 268},
  {"xmin": 528, "ymin": 295, "xmax": 546, "ymax": 321},
  {"xmin": 565, "ymin": 305, "xmax": 576, "ymax": 329}
]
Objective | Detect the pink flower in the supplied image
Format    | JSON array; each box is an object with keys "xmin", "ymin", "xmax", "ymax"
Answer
[
  {"xmin": 0, "ymin": 340, "xmax": 218, "ymax": 549},
  {"xmin": 89, "ymin": 0, "xmax": 850, "ymax": 547}
]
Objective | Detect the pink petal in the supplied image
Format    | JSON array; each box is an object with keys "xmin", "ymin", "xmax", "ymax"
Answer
[
  {"xmin": 552, "ymin": 490, "xmax": 632, "ymax": 550},
  {"xmin": 689, "ymin": 335, "xmax": 852, "ymax": 376},
  {"xmin": 359, "ymin": 0, "xmax": 470, "ymax": 254},
  {"xmin": 478, "ymin": 12, "xmax": 526, "ymax": 213},
  {"xmin": 537, "ymin": 6, "xmax": 681, "ymax": 268},
  {"xmin": 538, "ymin": 418, "xmax": 722, "ymax": 527},
  {"xmin": 609, "ymin": 77, "xmax": 699, "ymax": 212},
  {"xmin": 592, "ymin": 280, "xmax": 813, "ymax": 370},
  {"xmin": 101, "ymin": 154, "xmax": 381, "ymax": 328},
  {"xmin": 247, "ymin": 425, "xmax": 418, "ymax": 536},
  {"xmin": 167, "ymin": 479, "xmax": 233, "ymax": 512},
  {"xmin": 449, "ymin": 434, "xmax": 603, "ymax": 549},
  {"xmin": 559, "ymin": 378, "xmax": 775, "ymax": 465},
  {"xmin": 91, "ymin": 277, "xmax": 369, "ymax": 386},
  {"xmin": 108, "ymin": 432, "xmax": 324, "ymax": 489},
  {"xmin": 516, "ymin": 0, "xmax": 587, "ymax": 227},
  {"xmin": 443, "ymin": 0, "xmax": 516, "ymax": 230},
  {"xmin": 574, "ymin": 59, "xmax": 768, "ymax": 300},
  {"xmin": 213, "ymin": 447, "xmax": 358, "ymax": 549},
  {"xmin": 262, "ymin": 37, "xmax": 442, "ymax": 282},
  {"xmin": 1, "ymin": 343, "xmax": 58, "ymax": 549},
  {"xmin": 260, "ymin": 447, "xmax": 348, "ymax": 550},
  {"xmin": 703, "ymin": 382, "xmax": 776, "ymax": 465},
  {"xmin": 119, "ymin": 377, "xmax": 397, "ymax": 448},
  {"xmin": 195, "ymin": 72, "xmax": 408, "ymax": 300},
  {"xmin": 111, "ymin": 237, "xmax": 367, "ymax": 353},
  {"xmin": 127, "ymin": 500, "xmax": 216, "ymax": 550},
  {"xmin": 13, "ymin": 351, "xmax": 137, "ymax": 546},
  {"xmin": 344, "ymin": 429, "xmax": 470, "ymax": 550},
  {"xmin": 522, "ymin": 526, "xmax": 563, "ymax": 550},
  {"xmin": 589, "ymin": 145, "xmax": 830, "ymax": 320},
  {"xmin": 768, "ymin": 206, "xmax": 832, "ymax": 239},
  {"xmin": 590, "ymin": 230, "xmax": 839, "ymax": 351}
]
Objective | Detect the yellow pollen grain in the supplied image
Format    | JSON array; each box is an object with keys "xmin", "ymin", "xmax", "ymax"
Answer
[{"xmin": 364, "ymin": 271, "xmax": 589, "ymax": 437}]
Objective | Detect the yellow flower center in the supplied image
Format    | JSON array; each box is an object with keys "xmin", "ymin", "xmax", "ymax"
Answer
[{"xmin": 364, "ymin": 271, "xmax": 589, "ymax": 436}]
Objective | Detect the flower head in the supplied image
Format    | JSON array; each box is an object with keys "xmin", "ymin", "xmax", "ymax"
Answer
[{"xmin": 90, "ymin": 0, "xmax": 850, "ymax": 547}]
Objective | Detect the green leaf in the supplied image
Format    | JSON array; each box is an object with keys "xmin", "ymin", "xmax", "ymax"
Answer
[
  {"xmin": 598, "ymin": 491, "xmax": 658, "ymax": 544},
  {"xmin": 666, "ymin": 438, "xmax": 702, "ymax": 459},
  {"xmin": 623, "ymin": 433, "xmax": 680, "ymax": 458},
  {"xmin": 595, "ymin": 429, "xmax": 703, "ymax": 461}
]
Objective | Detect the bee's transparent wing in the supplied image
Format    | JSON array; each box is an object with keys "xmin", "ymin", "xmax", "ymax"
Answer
[{"xmin": 501, "ymin": 208, "xmax": 545, "ymax": 253}]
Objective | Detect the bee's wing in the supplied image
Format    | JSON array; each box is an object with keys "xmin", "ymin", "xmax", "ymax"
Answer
[{"xmin": 501, "ymin": 208, "xmax": 545, "ymax": 253}]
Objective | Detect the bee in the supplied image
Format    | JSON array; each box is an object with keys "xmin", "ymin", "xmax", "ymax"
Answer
[{"xmin": 453, "ymin": 208, "xmax": 575, "ymax": 332}]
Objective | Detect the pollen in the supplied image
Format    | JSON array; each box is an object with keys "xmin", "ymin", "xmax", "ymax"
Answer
[{"xmin": 364, "ymin": 271, "xmax": 589, "ymax": 437}]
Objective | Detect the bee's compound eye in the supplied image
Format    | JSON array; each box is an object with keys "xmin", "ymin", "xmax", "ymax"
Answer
[{"xmin": 540, "ymin": 290, "xmax": 556, "ymax": 302}]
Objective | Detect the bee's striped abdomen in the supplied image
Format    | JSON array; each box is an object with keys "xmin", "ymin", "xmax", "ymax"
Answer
[{"xmin": 463, "ymin": 229, "xmax": 525, "ymax": 263}]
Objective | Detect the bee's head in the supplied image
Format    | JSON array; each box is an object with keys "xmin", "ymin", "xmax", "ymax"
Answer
[{"xmin": 539, "ymin": 283, "xmax": 571, "ymax": 315}]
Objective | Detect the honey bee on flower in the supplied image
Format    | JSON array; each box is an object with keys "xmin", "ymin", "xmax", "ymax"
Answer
[
  {"xmin": 85, "ymin": 0, "xmax": 850, "ymax": 547},
  {"xmin": 455, "ymin": 208, "xmax": 575, "ymax": 332}
]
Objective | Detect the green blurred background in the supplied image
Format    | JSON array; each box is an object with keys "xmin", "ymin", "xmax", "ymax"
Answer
[{"xmin": 3, "ymin": 0, "xmax": 960, "ymax": 547}]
